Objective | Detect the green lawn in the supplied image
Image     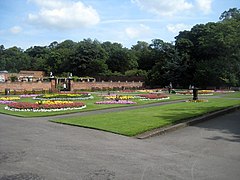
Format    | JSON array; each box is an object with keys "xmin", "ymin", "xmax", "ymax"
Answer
[
  {"xmin": 0, "ymin": 93, "xmax": 190, "ymax": 117},
  {"xmin": 219, "ymin": 91, "xmax": 240, "ymax": 98},
  {"xmin": 53, "ymin": 98, "xmax": 240, "ymax": 136}
]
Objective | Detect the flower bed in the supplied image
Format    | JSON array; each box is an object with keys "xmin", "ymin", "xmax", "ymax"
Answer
[
  {"xmin": 105, "ymin": 95, "xmax": 134, "ymax": 100},
  {"xmin": 177, "ymin": 90, "xmax": 213, "ymax": 95},
  {"xmin": 0, "ymin": 100, "xmax": 15, "ymax": 104},
  {"xmin": 0, "ymin": 97, "xmax": 20, "ymax": 101},
  {"xmin": 138, "ymin": 94, "xmax": 169, "ymax": 100},
  {"xmin": 35, "ymin": 93, "xmax": 93, "ymax": 100},
  {"xmin": 215, "ymin": 90, "xmax": 235, "ymax": 93},
  {"xmin": 20, "ymin": 94, "xmax": 39, "ymax": 98},
  {"xmin": 36, "ymin": 100, "xmax": 74, "ymax": 105},
  {"xmin": 5, "ymin": 101, "xmax": 86, "ymax": 112},
  {"xmin": 198, "ymin": 90, "xmax": 214, "ymax": 95},
  {"xmin": 95, "ymin": 100, "xmax": 136, "ymax": 104},
  {"xmin": 176, "ymin": 91, "xmax": 192, "ymax": 95}
]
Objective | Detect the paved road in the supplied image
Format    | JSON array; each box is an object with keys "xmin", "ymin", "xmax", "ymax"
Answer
[{"xmin": 0, "ymin": 111, "xmax": 240, "ymax": 180}]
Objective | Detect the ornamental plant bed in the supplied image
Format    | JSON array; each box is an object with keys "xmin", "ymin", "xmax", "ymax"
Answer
[
  {"xmin": 0, "ymin": 97, "xmax": 21, "ymax": 101},
  {"xmin": 177, "ymin": 90, "xmax": 214, "ymax": 95},
  {"xmin": 138, "ymin": 94, "xmax": 169, "ymax": 100},
  {"xmin": 95, "ymin": 100, "xmax": 137, "ymax": 104},
  {"xmin": 104, "ymin": 95, "xmax": 134, "ymax": 100},
  {"xmin": 6, "ymin": 101, "xmax": 86, "ymax": 112},
  {"xmin": 0, "ymin": 100, "xmax": 15, "ymax": 104},
  {"xmin": 35, "ymin": 93, "xmax": 93, "ymax": 100},
  {"xmin": 20, "ymin": 94, "xmax": 39, "ymax": 98}
]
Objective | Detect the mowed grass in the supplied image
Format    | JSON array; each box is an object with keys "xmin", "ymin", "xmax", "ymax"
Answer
[
  {"xmin": 0, "ymin": 93, "xmax": 189, "ymax": 117},
  {"xmin": 220, "ymin": 91, "xmax": 240, "ymax": 98},
  {"xmin": 53, "ymin": 98, "xmax": 240, "ymax": 136}
]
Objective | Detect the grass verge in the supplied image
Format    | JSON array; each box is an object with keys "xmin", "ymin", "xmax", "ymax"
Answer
[{"xmin": 53, "ymin": 98, "xmax": 240, "ymax": 136}]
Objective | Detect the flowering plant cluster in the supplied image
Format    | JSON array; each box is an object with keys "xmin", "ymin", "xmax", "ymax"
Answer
[
  {"xmin": 95, "ymin": 100, "xmax": 136, "ymax": 104},
  {"xmin": 137, "ymin": 89, "xmax": 155, "ymax": 93},
  {"xmin": 0, "ymin": 100, "xmax": 15, "ymax": 104},
  {"xmin": 177, "ymin": 90, "xmax": 213, "ymax": 95},
  {"xmin": 20, "ymin": 94, "xmax": 39, "ymax": 98},
  {"xmin": 198, "ymin": 90, "xmax": 214, "ymax": 95},
  {"xmin": 176, "ymin": 91, "xmax": 192, "ymax": 95},
  {"xmin": 0, "ymin": 96, "xmax": 20, "ymax": 101},
  {"xmin": 138, "ymin": 94, "xmax": 169, "ymax": 100},
  {"xmin": 6, "ymin": 101, "xmax": 86, "ymax": 112},
  {"xmin": 36, "ymin": 100, "xmax": 74, "ymax": 105},
  {"xmin": 35, "ymin": 93, "xmax": 93, "ymax": 100},
  {"xmin": 215, "ymin": 90, "xmax": 235, "ymax": 93},
  {"xmin": 105, "ymin": 95, "xmax": 134, "ymax": 100}
]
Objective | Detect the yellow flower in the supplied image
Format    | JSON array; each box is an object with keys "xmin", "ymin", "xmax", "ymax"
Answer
[
  {"xmin": 36, "ymin": 100, "xmax": 73, "ymax": 105},
  {"xmin": 0, "ymin": 97, "xmax": 20, "ymax": 101}
]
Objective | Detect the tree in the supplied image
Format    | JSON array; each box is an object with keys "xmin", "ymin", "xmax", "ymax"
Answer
[
  {"xmin": 131, "ymin": 41, "xmax": 153, "ymax": 71},
  {"xmin": 68, "ymin": 39, "xmax": 108, "ymax": 76},
  {"xmin": 103, "ymin": 42, "xmax": 138, "ymax": 74},
  {"xmin": 2, "ymin": 46, "xmax": 31, "ymax": 72},
  {"xmin": 219, "ymin": 8, "xmax": 240, "ymax": 21}
]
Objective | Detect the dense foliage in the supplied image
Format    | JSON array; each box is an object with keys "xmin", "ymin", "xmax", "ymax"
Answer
[{"xmin": 0, "ymin": 9, "xmax": 239, "ymax": 88}]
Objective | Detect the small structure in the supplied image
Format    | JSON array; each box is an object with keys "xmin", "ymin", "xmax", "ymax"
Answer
[
  {"xmin": 0, "ymin": 71, "xmax": 8, "ymax": 82},
  {"xmin": 18, "ymin": 70, "xmax": 45, "ymax": 82}
]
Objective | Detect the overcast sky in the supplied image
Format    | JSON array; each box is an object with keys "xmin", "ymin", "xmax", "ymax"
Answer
[{"xmin": 0, "ymin": 0, "xmax": 239, "ymax": 49}]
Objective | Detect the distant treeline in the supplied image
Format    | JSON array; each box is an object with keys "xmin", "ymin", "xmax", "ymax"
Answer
[{"xmin": 0, "ymin": 8, "xmax": 239, "ymax": 88}]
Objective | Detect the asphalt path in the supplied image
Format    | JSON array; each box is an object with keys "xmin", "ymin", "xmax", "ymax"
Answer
[{"xmin": 0, "ymin": 110, "xmax": 240, "ymax": 179}]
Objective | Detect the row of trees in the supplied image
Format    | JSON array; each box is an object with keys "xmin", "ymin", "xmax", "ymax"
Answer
[{"xmin": 0, "ymin": 8, "xmax": 240, "ymax": 88}]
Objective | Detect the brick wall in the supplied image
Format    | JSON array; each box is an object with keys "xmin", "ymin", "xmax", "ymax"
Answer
[
  {"xmin": 0, "ymin": 81, "xmax": 143, "ymax": 92},
  {"xmin": 0, "ymin": 81, "xmax": 51, "ymax": 92},
  {"xmin": 72, "ymin": 81, "xmax": 143, "ymax": 90}
]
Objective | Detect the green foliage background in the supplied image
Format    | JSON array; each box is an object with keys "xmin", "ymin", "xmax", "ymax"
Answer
[{"xmin": 0, "ymin": 8, "xmax": 239, "ymax": 88}]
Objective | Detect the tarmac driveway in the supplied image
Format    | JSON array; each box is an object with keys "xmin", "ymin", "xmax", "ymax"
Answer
[{"xmin": 0, "ymin": 111, "xmax": 240, "ymax": 180}]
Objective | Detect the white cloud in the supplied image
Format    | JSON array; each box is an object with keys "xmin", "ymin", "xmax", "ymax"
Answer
[
  {"xmin": 28, "ymin": 0, "xmax": 100, "ymax": 29},
  {"xmin": 125, "ymin": 24, "xmax": 151, "ymax": 39},
  {"xmin": 131, "ymin": 0, "xmax": 193, "ymax": 16},
  {"xmin": 167, "ymin": 23, "xmax": 192, "ymax": 33},
  {"xmin": 195, "ymin": 0, "xmax": 212, "ymax": 14},
  {"xmin": 10, "ymin": 26, "xmax": 22, "ymax": 34}
]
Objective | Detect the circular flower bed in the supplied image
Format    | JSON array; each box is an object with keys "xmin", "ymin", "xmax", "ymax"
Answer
[
  {"xmin": 35, "ymin": 93, "xmax": 93, "ymax": 100},
  {"xmin": 95, "ymin": 100, "xmax": 136, "ymax": 104},
  {"xmin": 5, "ymin": 101, "xmax": 86, "ymax": 112},
  {"xmin": 138, "ymin": 94, "xmax": 169, "ymax": 100}
]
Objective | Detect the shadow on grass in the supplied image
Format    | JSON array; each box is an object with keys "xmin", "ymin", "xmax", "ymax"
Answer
[
  {"xmin": 153, "ymin": 106, "xmax": 220, "ymax": 125},
  {"xmin": 153, "ymin": 106, "xmax": 240, "ymax": 143}
]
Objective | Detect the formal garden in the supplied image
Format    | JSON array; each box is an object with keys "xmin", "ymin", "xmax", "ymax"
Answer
[{"xmin": 0, "ymin": 89, "xmax": 239, "ymax": 136}]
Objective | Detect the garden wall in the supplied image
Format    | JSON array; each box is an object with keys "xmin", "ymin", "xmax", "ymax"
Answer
[
  {"xmin": 0, "ymin": 80, "xmax": 143, "ymax": 93},
  {"xmin": 0, "ymin": 81, "xmax": 51, "ymax": 93},
  {"xmin": 72, "ymin": 81, "xmax": 143, "ymax": 91}
]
